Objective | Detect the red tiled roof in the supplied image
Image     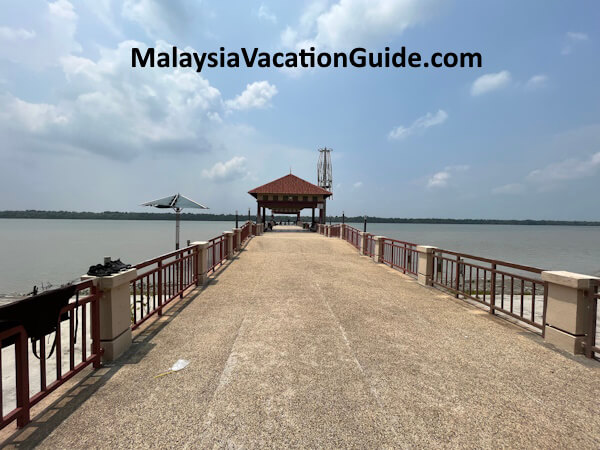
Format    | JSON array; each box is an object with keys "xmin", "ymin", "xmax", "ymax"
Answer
[{"xmin": 248, "ymin": 174, "xmax": 332, "ymax": 197}]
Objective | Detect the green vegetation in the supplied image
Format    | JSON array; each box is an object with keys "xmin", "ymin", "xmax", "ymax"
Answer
[{"xmin": 1, "ymin": 210, "xmax": 599, "ymax": 226}]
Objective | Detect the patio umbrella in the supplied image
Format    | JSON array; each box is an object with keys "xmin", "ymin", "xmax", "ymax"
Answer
[{"xmin": 141, "ymin": 193, "xmax": 208, "ymax": 250}]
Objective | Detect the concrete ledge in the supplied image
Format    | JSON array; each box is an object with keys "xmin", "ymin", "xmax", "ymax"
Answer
[
  {"xmin": 542, "ymin": 271, "xmax": 600, "ymax": 289},
  {"xmin": 416, "ymin": 245, "xmax": 437, "ymax": 254},
  {"xmin": 418, "ymin": 273, "xmax": 433, "ymax": 287},
  {"xmin": 101, "ymin": 327, "xmax": 132, "ymax": 361},
  {"xmin": 544, "ymin": 325, "xmax": 585, "ymax": 355},
  {"xmin": 83, "ymin": 268, "xmax": 137, "ymax": 290}
]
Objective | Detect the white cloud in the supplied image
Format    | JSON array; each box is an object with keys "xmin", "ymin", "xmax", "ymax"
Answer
[
  {"xmin": 122, "ymin": 0, "xmax": 201, "ymax": 40},
  {"xmin": 527, "ymin": 152, "xmax": 600, "ymax": 185},
  {"xmin": 525, "ymin": 74, "xmax": 548, "ymax": 89},
  {"xmin": 427, "ymin": 165, "xmax": 469, "ymax": 189},
  {"xmin": 562, "ymin": 31, "xmax": 589, "ymax": 55},
  {"xmin": 282, "ymin": 0, "xmax": 441, "ymax": 50},
  {"xmin": 84, "ymin": 0, "xmax": 122, "ymax": 36},
  {"xmin": 427, "ymin": 171, "xmax": 450, "ymax": 188},
  {"xmin": 225, "ymin": 81, "xmax": 278, "ymax": 111},
  {"xmin": 0, "ymin": 0, "xmax": 81, "ymax": 69},
  {"xmin": 257, "ymin": 4, "xmax": 277, "ymax": 23},
  {"xmin": 471, "ymin": 71, "xmax": 511, "ymax": 96},
  {"xmin": 0, "ymin": 40, "xmax": 225, "ymax": 160},
  {"xmin": 492, "ymin": 183, "xmax": 525, "ymax": 195},
  {"xmin": 388, "ymin": 109, "xmax": 447, "ymax": 140},
  {"xmin": 353, "ymin": 181, "xmax": 363, "ymax": 188},
  {"xmin": 0, "ymin": 27, "xmax": 36, "ymax": 40},
  {"xmin": 0, "ymin": 96, "xmax": 69, "ymax": 132},
  {"xmin": 201, "ymin": 156, "xmax": 250, "ymax": 182},
  {"xmin": 566, "ymin": 31, "xmax": 588, "ymax": 41}
]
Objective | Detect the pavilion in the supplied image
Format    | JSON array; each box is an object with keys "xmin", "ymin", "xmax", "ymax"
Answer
[{"xmin": 248, "ymin": 174, "xmax": 332, "ymax": 226}]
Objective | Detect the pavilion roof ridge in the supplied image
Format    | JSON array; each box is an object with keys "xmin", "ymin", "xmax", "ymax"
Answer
[{"xmin": 248, "ymin": 173, "xmax": 332, "ymax": 197}]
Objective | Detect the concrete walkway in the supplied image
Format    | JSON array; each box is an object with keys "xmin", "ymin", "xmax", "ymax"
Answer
[{"xmin": 28, "ymin": 228, "xmax": 600, "ymax": 447}]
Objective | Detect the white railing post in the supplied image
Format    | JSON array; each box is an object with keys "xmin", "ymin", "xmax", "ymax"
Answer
[
  {"xmin": 416, "ymin": 246, "xmax": 437, "ymax": 287},
  {"xmin": 83, "ymin": 268, "xmax": 136, "ymax": 361},
  {"xmin": 542, "ymin": 271, "xmax": 600, "ymax": 354}
]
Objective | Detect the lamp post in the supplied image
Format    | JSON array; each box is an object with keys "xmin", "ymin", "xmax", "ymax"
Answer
[
  {"xmin": 363, "ymin": 215, "xmax": 367, "ymax": 232},
  {"xmin": 235, "ymin": 210, "xmax": 239, "ymax": 228},
  {"xmin": 342, "ymin": 211, "xmax": 345, "ymax": 224}
]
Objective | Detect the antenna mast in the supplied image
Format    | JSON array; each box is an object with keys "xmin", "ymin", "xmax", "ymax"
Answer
[{"xmin": 317, "ymin": 147, "xmax": 333, "ymax": 194}]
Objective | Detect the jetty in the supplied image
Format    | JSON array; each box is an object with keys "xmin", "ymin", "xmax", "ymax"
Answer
[{"xmin": 1, "ymin": 175, "xmax": 599, "ymax": 448}]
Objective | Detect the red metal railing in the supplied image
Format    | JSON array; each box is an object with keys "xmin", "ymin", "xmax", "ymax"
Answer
[
  {"xmin": 584, "ymin": 285, "xmax": 599, "ymax": 360},
  {"xmin": 1, "ymin": 280, "xmax": 101, "ymax": 430},
  {"xmin": 131, "ymin": 246, "xmax": 198, "ymax": 330},
  {"xmin": 364, "ymin": 234, "xmax": 375, "ymax": 257},
  {"xmin": 381, "ymin": 238, "xmax": 418, "ymax": 276},
  {"xmin": 330, "ymin": 225, "xmax": 340, "ymax": 238},
  {"xmin": 432, "ymin": 249, "xmax": 547, "ymax": 332},
  {"xmin": 343, "ymin": 226, "xmax": 361, "ymax": 250},
  {"xmin": 208, "ymin": 234, "xmax": 227, "ymax": 273},
  {"xmin": 241, "ymin": 221, "xmax": 250, "ymax": 242},
  {"xmin": 233, "ymin": 232, "xmax": 238, "ymax": 252}
]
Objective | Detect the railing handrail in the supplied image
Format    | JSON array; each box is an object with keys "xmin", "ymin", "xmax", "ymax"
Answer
[
  {"xmin": 208, "ymin": 234, "xmax": 226, "ymax": 244},
  {"xmin": 1, "ymin": 280, "xmax": 101, "ymax": 431},
  {"xmin": 135, "ymin": 244, "xmax": 198, "ymax": 270},
  {"xmin": 381, "ymin": 237, "xmax": 417, "ymax": 247},
  {"xmin": 433, "ymin": 247, "xmax": 544, "ymax": 274}
]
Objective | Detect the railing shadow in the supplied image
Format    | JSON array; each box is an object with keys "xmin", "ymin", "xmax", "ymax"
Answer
[{"xmin": 0, "ymin": 236, "xmax": 254, "ymax": 447}]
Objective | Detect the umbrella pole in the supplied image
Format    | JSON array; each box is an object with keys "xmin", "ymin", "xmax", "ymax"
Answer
[{"xmin": 175, "ymin": 208, "xmax": 181, "ymax": 250}]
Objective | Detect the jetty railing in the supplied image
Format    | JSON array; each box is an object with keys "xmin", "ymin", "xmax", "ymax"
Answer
[
  {"xmin": 381, "ymin": 239, "xmax": 419, "ymax": 276},
  {"xmin": 343, "ymin": 225, "xmax": 361, "ymax": 250},
  {"xmin": 208, "ymin": 234, "xmax": 227, "ymax": 273},
  {"xmin": 0, "ymin": 280, "xmax": 101, "ymax": 430},
  {"xmin": 584, "ymin": 285, "xmax": 599, "ymax": 359},
  {"xmin": 130, "ymin": 226, "xmax": 252, "ymax": 331},
  {"xmin": 330, "ymin": 225, "xmax": 340, "ymax": 238},
  {"xmin": 131, "ymin": 245, "xmax": 198, "ymax": 330},
  {"xmin": 432, "ymin": 248, "xmax": 547, "ymax": 331},
  {"xmin": 331, "ymin": 227, "xmax": 551, "ymax": 336},
  {"xmin": 241, "ymin": 221, "xmax": 250, "ymax": 242}
]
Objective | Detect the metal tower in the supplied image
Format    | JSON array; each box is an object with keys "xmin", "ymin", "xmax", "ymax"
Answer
[{"xmin": 317, "ymin": 147, "xmax": 333, "ymax": 193}]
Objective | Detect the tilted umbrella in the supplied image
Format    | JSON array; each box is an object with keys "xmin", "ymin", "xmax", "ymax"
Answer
[{"xmin": 141, "ymin": 193, "xmax": 208, "ymax": 250}]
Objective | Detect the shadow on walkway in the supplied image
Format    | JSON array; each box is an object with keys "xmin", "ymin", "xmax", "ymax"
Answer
[{"xmin": 0, "ymin": 239, "xmax": 249, "ymax": 448}]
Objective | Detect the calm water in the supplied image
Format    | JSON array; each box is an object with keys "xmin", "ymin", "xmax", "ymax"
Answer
[
  {"xmin": 1, "ymin": 219, "xmax": 599, "ymax": 293},
  {"xmin": 348, "ymin": 222, "xmax": 600, "ymax": 276},
  {"xmin": 0, "ymin": 219, "xmax": 236, "ymax": 294}
]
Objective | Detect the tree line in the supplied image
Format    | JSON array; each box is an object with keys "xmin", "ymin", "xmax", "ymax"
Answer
[{"xmin": 1, "ymin": 210, "xmax": 599, "ymax": 226}]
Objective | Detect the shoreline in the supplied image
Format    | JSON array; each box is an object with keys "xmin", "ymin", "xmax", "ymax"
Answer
[{"xmin": 1, "ymin": 212, "xmax": 600, "ymax": 226}]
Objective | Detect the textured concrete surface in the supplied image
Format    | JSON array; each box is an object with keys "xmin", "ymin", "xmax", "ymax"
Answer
[{"xmin": 24, "ymin": 227, "xmax": 600, "ymax": 448}]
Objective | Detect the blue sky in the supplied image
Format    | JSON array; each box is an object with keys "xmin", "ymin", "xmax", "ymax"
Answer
[{"xmin": 0, "ymin": 0, "xmax": 598, "ymax": 219}]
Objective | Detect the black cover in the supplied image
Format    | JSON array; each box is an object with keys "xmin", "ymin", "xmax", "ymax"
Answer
[{"xmin": 0, "ymin": 284, "xmax": 77, "ymax": 348}]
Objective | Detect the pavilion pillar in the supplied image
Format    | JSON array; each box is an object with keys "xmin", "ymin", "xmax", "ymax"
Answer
[
  {"xmin": 319, "ymin": 206, "xmax": 324, "ymax": 225},
  {"xmin": 311, "ymin": 208, "xmax": 315, "ymax": 226},
  {"xmin": 256, "ymin": 201, "xmax": 260, "ymax": 224},
  {"xmin": 262, "ymin": 207, "xmax": 266, "ymax": 225}
]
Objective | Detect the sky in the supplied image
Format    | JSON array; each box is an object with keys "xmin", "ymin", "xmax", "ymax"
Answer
[{"xmin": 0, "ymin": 0, "xmax": 599, "ymax": 220}]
